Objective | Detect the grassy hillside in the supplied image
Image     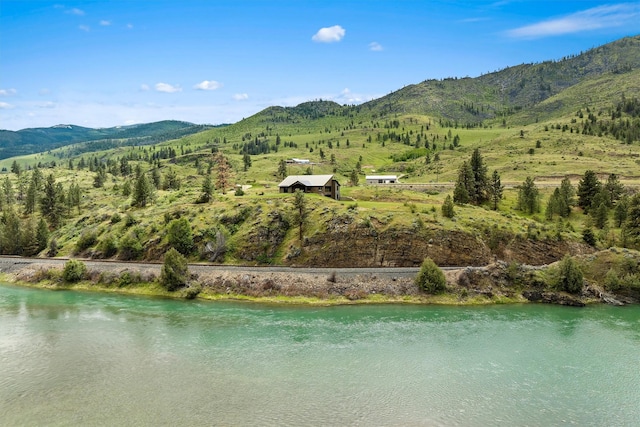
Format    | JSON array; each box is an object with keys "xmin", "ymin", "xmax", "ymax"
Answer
[{"xmin": 0, "ymin": 35, "xmax": 639, "ymax": 274}]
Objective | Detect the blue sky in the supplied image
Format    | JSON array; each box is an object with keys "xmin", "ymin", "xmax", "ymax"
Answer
[{"xmin": 1, "ymin": 1, "xmax": 639, "ymax": 131}]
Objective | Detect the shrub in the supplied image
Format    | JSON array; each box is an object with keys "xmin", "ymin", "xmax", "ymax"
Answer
[
  {"xmin": 554, "ymin": 255, "xmax": 583, "ymax": 294},
  {"xmin": 415, "ymin": 257, "xmax": 447, "ymax": 294},
  {"xmin": 160, "ymin": 247, "xmax": 189, "ymax": 291},
  {"xmin": 167, "ymin": 217, "xmax": 194, "ymax": 255},
  {"xmin": 118, "ymin": 230, "xmax": 143, "ymax": 260},
  {"xmin": 110, "ymin": 213, "xmax": 122, "ymax": 224},
  {"xmin": 582, "ymin": 228, "xmax": 597, "ymax": 246},
  {"xmin": 75, "ymin": 231, "xmax": 97, "ymax": 254},
  {"xmin": 63, "ymin": 259, "xmax": 87, "ymax": 283},
  {"xmin": 97, "ymin": 234, "xmax": 118, "ymax": 258},
  {"xmin": 441, "ymin": 195, "xmax": 455, "ymax": 218}
]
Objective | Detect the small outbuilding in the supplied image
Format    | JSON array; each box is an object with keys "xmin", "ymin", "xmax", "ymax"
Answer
[
  {"xmin": 278, "ymin": 174, "xmax": 340, "ymax": 200},
  {"xmin": 365, "ymin": 175, "xmax": 398, "ymax": 185}
]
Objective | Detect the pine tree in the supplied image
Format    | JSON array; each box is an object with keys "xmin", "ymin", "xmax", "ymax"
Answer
[
  {"xmin": 441, "ymin": 195, "xmax": 455, "ymax": 218},
  {"xmin": 577, "ymin": 170, "xmax": 601, "ymax": 213},
  {"xmin": 517, "ymin": 177, "xmax": 540, "ymax": 214},
  {"xmin": 604, "ymin": 173, "xmax": 624, "ymax": 206},
  {"xmin": 488, "ymin": 169, "xmax": 503, "ymax": 210},
  {"xmin": 198, "ymin": 174, "xmax": 213, "ymax": 203},
  {"xmin": 40, "ymin": 174, "xmax": 63, "ymax": 228},
  {"xmin": 469, "ymin": 148, "xmax": 489, "ymax": 204},
  {"xmin": 132, "ymin": 171, "xmax": 154, "ymax": 207},
  {"xmin": 277, "ymin": 159, "xmax": 288, "ymax": 180},
  {"xmin": 36, "ymin": 217, "xmax": 49, "ymax": 253},
  {"xmin": 453, "ymin": 161, "xmax": 473, "ymax": 204},
  {"xmin": 292, "ymin": 189, "xmax": 308, "ymax": 242}
]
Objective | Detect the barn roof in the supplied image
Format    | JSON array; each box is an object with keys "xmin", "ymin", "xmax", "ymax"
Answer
[{"xmin": 278, "ymin": 174, "xmax": 335, "ymax": 188}]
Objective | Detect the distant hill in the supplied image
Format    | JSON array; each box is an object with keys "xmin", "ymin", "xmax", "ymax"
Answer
[
  {"xmin": 239, "ymin": 35, "xmax": 640, "ymax": 128},
  {"xmin": 0, "ymin": 120, "xmax": 215, "ymax": 160},
  {"xmin": 362, "ymin": 35, "xmax": 640, "ymax": 124}
]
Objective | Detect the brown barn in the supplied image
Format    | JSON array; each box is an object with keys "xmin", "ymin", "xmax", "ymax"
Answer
[{"xmin": 278, "ymin": 174, "xmax": 340, "ymax": 200}]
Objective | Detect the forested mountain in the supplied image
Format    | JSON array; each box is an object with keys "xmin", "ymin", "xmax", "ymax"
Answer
[{"xmin": 0, "ymin": 120, "xmax": 215, "ymax": 160}]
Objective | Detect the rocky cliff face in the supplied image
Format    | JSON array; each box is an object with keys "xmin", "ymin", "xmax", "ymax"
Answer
[{"xmin": 283, "ymin": 214, "xmax": 592, "ymax": 268}]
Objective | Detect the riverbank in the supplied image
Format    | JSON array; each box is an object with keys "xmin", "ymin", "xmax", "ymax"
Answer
[{"xmin": 3, "ymin": 250, "xmax": 639, "ymax": 306}]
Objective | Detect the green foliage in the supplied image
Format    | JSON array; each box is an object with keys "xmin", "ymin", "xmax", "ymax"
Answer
[
  {"xmin": 63, "ymin": 259, "xmax": 87, "ymax": 283},
  {"xmin": 75, "ymin": 230, "xmax": 97, "ymax": 254},
  {"xmin": 160, "ymin": 247, "xmax": 189, "ymax": 291},
  {"xmin": 167, "ymin": 217, "xmax": 194, "ymax": 255},
  {"xmin": 118, "ymin": 230, "xmax": 143, "ymax": 260},
  {"xmin": 415, "ymin": 257, "xmax": 447, "ymax": 294},
  {"xmin": 97, "ymin": 234, "xmax": 118, "ymax": 258},
  {"xmin": 517, "ymin": 177, "xmax": 540, "ymax": 214},
  {"xmin": 553, "ymin": 255, "xmax": 583, "ymax": 294},
  {"xmin": 441, "ymin": 195, "xmax": 455, "ymax": 218},
  {"xmin": 488, "ymin": 169, "xmax": 503, "ymax": 210},
  {"xmin": 292, "ymin": 189, "xmax": 308, "ymax": 241},
  {"xmin": 582, "ymin": 227, "xmax": 597, "ymax": 246},
  {"xmin": 577, "ymin": 170, "xmax": 601, "ymax": 213},
  {"xmin": 132, "ymin": 172, "xmax": 154, "ymax": 207}
]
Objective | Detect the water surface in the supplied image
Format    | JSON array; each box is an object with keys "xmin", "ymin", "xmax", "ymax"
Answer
[{"xmin": 1, "ymin": 284, "xmax": 639, "ymax": 426}]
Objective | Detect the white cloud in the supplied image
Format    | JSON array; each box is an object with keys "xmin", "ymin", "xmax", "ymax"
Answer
[
  {"xmin": 67, "ymin": 8, "xmax": 85, "ymax": 16},
  {"xmin": 369, "ymin": 42, "xmax": 383, "ymax": 51},
  {"xmin": 100, "ymin": 20, "xmax": 111, "ymax": 26},
  {"xmin": 38, "ymin": 102, "xmax": 56, "ymax": 109},
  {"xmin": 507, "ymin": 3, "xmax": 640, "ymax": 38},
  {"xmin": 233, "ymin": 93, "xmax": 249, "ymax": 101},
  {"xmin": 155, "ymin": 82, "xmax": 182, "ymax": 93},
  {"xmin": 79, "ymin": 25, "xmax": 90, "ymax": 32},
  {"xmin": 140, "ymin": 84, "xmax": 150, "ymax": 91},
  {"xmin": 194, "ymin": 80, "xmax": 222, "ymax": 91},
  {"xmin": 312, "ymin": 25, "xmax": 346, "ymax": 43},
  {"xmin": 127, "ymin": 23, "xmax": 134, "ymax": 29},
  {"xmin": 331, "ymin": 88, "xmax": 379, "ymax": 105},
  {"xmin": 0, "ymin": 102, "xmax": 14, "ymax": 109},
  {"xmin": 0, "ymin": 88, "xmax": 17, "ymax": 96},
  {"xmin": 39, "ymin": 88, "xmax": 51, "ymax": 95}
]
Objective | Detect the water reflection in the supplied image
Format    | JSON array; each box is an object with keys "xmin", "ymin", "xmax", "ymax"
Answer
[{"xmin": 1, "ymin": 284, "xmax": 639, "ymax": 426}]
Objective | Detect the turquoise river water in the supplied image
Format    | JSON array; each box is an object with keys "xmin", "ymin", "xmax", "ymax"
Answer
[{"xmin": 1, "ymin": 283, "xmax": 639, "ymax": 426}]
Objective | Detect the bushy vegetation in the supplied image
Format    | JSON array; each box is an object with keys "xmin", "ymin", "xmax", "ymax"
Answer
[
  {"xmin": 415, "ymin": 257, "xmax": 447, "ymax": 294},
  {"xmin": 553, "ymin": 255, "xmax": 583, "ymax": 294},
  {"xmin": 160, "ymin": 248, "xmax": 189, "ymax": 291},
  {"xmin": 62, "ymin": 259, "xmax": 87, "ymax": 283}
]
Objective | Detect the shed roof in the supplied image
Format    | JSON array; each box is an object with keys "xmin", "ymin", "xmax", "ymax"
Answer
[
  {"xmin": 366, "ymin": 175, "xmax": 398, "ymax": 180},
  {"xmin": 278, "ymin": 174, "xmax": 335, "ymax": 188}
]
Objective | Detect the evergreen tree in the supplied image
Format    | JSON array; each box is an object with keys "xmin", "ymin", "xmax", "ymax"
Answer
[
  {"xmin": 469, "ymin": 148, "xmax": 489, "ymax": 204},
  {"xmin": 2, "ymin": 176, "xmax": 15, "ymax": 206},
  {"xmin": 36, "ymin": 217, "xmax": 49, "ymax": 253},
  {"xmin": 593, "ymin": 202, "xmax": 609, "ymax": 229},
  {"xmin": 10, "ymin": 160, "xmax": 20, "ymax": 176},
  {"xmin": 559, "ymin": 177, "xmax": 575, "ymax": 213},
  {"xmin": 93, "ymin": 167, "xmax": 107, "ymax": 188},
  {"xmin": 162, "ymin": 168, "xmax": 180, "ymax": 190},
  {"xmin": 167, "ymin": 217, "xmax": 194, "ymax": 255},
  {"xmin": 132, "ymin": 172, "xmax": 154, "ymax": 207},
  {"xmin": 517, "ymin": 177, "xmax": 540, "ymax": 214},
  {"xmin": 623, "ymin": 194, "xmax": 640, "ymax": 248},
  {"xmin": 21, "ymin": 217, "xmax": 39, "ymax": 256},
  {"xmin": 604, "ymin": 173, "xmax": 624, "ymax": 206},
  {"xmin": 614, "ymin": 194, "xmax": 629, "ymax": 227},
  {"xmin": 40, "ymin": 174, "xmax": 64, "ymax": 228},
  {"xmin": 441, "ymin": 195, "xmax": 455, "ymax": 218},
  {"xmin": 243, "ymin": 153, "xmax": 252, "ymax": 171},
  {"xmin": 277, "ymin": 159, "xmax": 288, "ymax": 180},
  {"xmin": 488, "ymin": 169, "xmax": 503, "ymax": 210},
  {"xmin": 292, "ymin": 189, "xmax": 308, "ymax": 242},
  {"xmin": 349, "ymin": 169, "xmax": 359, "ymax": 186},
  {"xmin": 197, "ymin": 174, "xmax": 213, "ymax": 203},
  {"xmin": 1, "ymin": 208, "xmax": 22, "ymax": 254},
  {"xmin": 453, "ymin": 161, "xmax": 473, "ymax": 204},
  {"xmin": 152, "ymin": 167, "xmax": 162, "ymax": 189},
  {"xmin": 577, "ymin": 170, "xmax": 601, "ymax": 213}
]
